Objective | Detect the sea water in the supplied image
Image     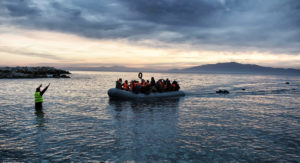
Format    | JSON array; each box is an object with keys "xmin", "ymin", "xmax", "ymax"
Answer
[{"xmin": 0, "ymin": 71, "xmax": 300, "ymax": 162}]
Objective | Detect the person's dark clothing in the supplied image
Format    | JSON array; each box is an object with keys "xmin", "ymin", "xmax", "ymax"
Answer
[
  {"xmin": 172, "ymin": 81, "xmax": 180, "ymax": 91},
  {"xmin": 35, "ymin": 102, "xmax": 43, "ymax": 109},
  {"xmin": 166, "ymin": 80, "xmax": 172, "ymax": 91},
  {"xmin": 116, "ymin": 81, "xmax": 122, "ymax": 89},
  {"xmin": 151, "ymin": 77, "xmax": 156, "ymax": 87}
]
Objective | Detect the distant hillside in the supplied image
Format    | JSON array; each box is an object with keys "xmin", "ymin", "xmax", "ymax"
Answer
[
  {"xmin": 63, "ymin": 62, "xmax": 300, "ymax": 75},
  {"xmin": 172, "ymin": 62, "xmax": 300, "ymax": 74}
]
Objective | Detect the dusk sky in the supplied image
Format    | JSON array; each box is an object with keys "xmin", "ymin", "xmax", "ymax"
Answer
[{"xmin": 0, "ymin": 0, "xmax": 300, "ymax": 69}]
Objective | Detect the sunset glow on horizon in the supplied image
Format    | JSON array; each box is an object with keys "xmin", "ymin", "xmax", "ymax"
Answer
[{"xmin": 1, "ymin": 0, "xmax": 300, "ymax": 69}]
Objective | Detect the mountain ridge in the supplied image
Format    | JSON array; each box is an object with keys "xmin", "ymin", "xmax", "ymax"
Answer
[
  {"xmin": 62, "ymin": 62, "xmax": 300, "ymax": 74},
  {"xmin": 172, "ymin": 62, "xmax": 300, "ymax": 74}
]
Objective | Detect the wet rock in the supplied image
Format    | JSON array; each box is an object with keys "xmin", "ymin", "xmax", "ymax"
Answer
[
  {"xmin": 0, "ymin": 67, "xmax": 71, "ymax": 79},
  {"xmin": 216, "ymin": 89, "xmax": 230, "ymax": 94},
  {"xmin": 285, "ymin": 82, "xmax": 290, "ymax": 84},
  {"xmin": 60, "ymin": 74, "xmax": 70, "ymax": 78}
]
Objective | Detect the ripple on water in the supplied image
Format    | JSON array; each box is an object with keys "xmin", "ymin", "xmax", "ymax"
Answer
[{"xmin": 1, "ymin": 72, "xmax": 300, "ymax": 162}]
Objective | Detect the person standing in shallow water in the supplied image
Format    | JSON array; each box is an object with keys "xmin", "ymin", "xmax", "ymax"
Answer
[{"xmin": 35, "ymin": 83, "xmax": 50, "ymax": 109}]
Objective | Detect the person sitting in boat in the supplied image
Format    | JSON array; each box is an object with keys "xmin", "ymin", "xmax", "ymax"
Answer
[
  {"xmin": 157, "ymin": 79, "xmax": 164, "ymax": 92},
  {"xmin": 132, "ymin": 80, "xmax": 141, "ymax": 94},
  {"xmin": 172, "ymin": 80, "xmax": 180, "ymax": 91},
  {"xmin": 163, "ymin": 80, "xmax": 168, "ymax": 92},
  {"xmin": 140, "ymin": 79, "xmax": 146, "ymax": 94},
  {"xmin": 151, "ymin": 77, "xmax": 156, "ymax": 87},
  {"xmin": 156, "ymin": 80, "xmax": 161, "ymax": 92},
  {"xmin": 130, "ymin": 80, "xmax": 135, "ymax": 92},
  {"xmin": 171, "ymin": 81, "xmax": 176, "ymax": 91},
  {"xmin": 116, "ymin": 78, "xmax": 122, "ymax": 89},
  {"xmin": 122, "ymin": 80, "xmax": 129, "ymax": 91},
  {"xmin": 143, "ymin": 80, "xmax": 151, "ymax": 94},
  {"xmin": 150, "ymin": 77, "xmax": 158, "ymax": 92},
  {"xmin": 166, "ymin": 78, "xmax": 172, "ymax": 91},
  {"xmin": 129, "ymin": 80, "xmax": 134, "ymax": 92},
  {"xmin": 146, "ymin": 80, "xmax": 151, "ymax": 89}
]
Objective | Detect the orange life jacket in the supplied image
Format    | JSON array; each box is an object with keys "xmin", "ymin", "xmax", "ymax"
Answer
[
  {"xmin": 123, "ymin": 82, "xmax": 128, "ymax": 90},
  {"xmin": 158, "ymin": 81, "xmax": 162, "ymax": 87},
  {"xmin": 130, "ymin": 82, "xmax": 133, "ymax": 91},
  {"xmin": 134, "ymin": 82, "xmax": 139, "ymax": 87},
  {"xmin": 171, "ymin": 84, "xmax": 176, "ymax": 90}
]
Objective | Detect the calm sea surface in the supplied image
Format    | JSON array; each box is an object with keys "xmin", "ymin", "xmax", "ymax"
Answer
[{"xmin": 1, "ymin": 71, "xmax": 300, "ymax": 162}]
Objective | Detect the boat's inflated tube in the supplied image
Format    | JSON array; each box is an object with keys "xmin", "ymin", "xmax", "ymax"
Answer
[{"xmin": 108, "ymin": 88, "xmax": 185, "ymax": 100}]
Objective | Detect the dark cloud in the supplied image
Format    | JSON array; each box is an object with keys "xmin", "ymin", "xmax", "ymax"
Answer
[
  {"xmin": 121, "ymin": 0, "xmax": 224, "ymax": 26},
  {"xmin": 51, "ymin": 2, "xmax": 81, "ymax": 18},
  {"xmin": 0, "ymin": 0, "xmax": 299, "ymax": 54},
  {"xmin": 0, "ymin": 0, "xmax": 40, "ymax": 17}
]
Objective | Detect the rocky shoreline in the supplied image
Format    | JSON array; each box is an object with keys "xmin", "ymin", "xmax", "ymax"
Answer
[{"xmin": 0, "ymin": 67, "xmax": 71, "ymax": 79}]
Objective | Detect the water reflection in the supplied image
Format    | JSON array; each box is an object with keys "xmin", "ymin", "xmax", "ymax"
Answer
[
  {"xmin": 107, "ymin": 98, "xmax": 181, "ymax": 161},
  {"xmin": 108, "ymin": 97, "xmax": 181, "ymax": 112},
  {"xmin": 34, "ymin": 107, "xmax": 48, "ymax": 161},
  {"xmin": 35, "ymin": 108, "xmax": 45, "ymax": 128}
]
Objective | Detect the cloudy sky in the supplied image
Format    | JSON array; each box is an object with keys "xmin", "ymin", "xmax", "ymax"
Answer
[{"xmin": 0, "ymin": 0, "xmax": 300, "ymax": 69}]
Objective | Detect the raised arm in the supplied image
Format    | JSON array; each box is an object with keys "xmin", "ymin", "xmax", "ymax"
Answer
[
  {"xmin": 37, "ymin": 84, "xmax": 42, "ymax": 90},
  {"xmin": 40, "ymin": 83, "xmax": 50, "ymax": 96}
]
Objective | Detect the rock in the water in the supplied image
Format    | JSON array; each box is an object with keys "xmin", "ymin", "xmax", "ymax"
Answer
[
  {"xmin": 285, "ymin": 82, "xmax": 290, "ymax": 84},
  {"xmin": 0, "ymin": 67, "xmax": 71, "ymax": 79},
  {"xmin": 60, "ymin": 74, "xmax": 70, "ymax": 78},
  {"xmin": 216, "ymin": 89, "xmax": 230, "ymax": 94}
]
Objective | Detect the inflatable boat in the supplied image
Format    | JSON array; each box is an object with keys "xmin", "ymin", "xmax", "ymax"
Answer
[{"xmin": 108, "ymin": 88, "xmax": 185, "ymax": 100}]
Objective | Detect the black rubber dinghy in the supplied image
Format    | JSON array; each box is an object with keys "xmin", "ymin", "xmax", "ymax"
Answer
[{"xmin": 108, "ymin": 88, "xmax": 185, "ymax": 100}]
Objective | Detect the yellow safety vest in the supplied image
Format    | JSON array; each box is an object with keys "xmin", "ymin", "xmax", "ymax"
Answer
[{"xmin": 35, "ymin": 92, "xmax": 43, "ymax": 103}]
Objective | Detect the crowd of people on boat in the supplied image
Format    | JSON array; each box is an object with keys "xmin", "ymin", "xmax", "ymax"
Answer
[{"xmin": 115, "ymin": 77, "xmax": 180, "ymax": 94}]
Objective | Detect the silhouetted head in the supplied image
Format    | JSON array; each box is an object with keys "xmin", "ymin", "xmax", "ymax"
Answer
[{"xmin": 36, "ymin": 88, "xmax": 40, "ymax": 92}]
